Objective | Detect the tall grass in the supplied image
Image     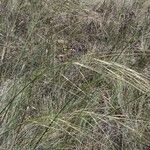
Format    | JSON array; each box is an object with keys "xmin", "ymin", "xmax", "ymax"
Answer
[{"xmin": 0, "ymin": 0, "xmax": 150, "ymax": 149}]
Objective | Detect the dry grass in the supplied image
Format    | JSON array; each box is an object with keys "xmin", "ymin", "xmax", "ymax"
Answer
[{"xmin": 0, "ymin": 0, "xmax": 150, "ymax": 149}]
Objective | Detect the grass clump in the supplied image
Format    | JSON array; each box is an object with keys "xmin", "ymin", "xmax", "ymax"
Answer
[{"xmin": 0, "ymin": 0, "xmax": 150, "ymax": 149}]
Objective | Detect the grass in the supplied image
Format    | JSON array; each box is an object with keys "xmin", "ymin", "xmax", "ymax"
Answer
[{"xmin": 0, "ymin": 0, "xmax": 150, "ymax": 149}]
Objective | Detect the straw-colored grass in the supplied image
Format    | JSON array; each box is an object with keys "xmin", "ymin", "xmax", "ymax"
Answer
[{"xmin": 0, "ymin": 0, "xmax": 150, "ymax": 149}]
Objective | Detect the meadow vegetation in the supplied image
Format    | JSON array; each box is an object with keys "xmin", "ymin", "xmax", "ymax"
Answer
[{"xmin": 0, "ymin": 0, "xmax": 150, "ymax": 149}]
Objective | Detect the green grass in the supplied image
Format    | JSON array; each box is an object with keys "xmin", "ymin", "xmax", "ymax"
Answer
[{"xmin": 0, "ymin": 0, "xmax": 150, "ymax": 149}]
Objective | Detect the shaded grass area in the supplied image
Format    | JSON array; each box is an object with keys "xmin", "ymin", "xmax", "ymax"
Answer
[{"xmin": 0, "ymin": 0, "xmax": 150, "ymax": 149}]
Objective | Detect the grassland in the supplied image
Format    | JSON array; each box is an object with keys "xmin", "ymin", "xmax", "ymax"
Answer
[{"xmin": 0, "ymin": 0, "xmax": 150, "ymax": 149}]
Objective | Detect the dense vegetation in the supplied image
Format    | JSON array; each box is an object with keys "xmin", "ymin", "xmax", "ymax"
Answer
[{"xmin": 0, "ymin": 0, "xmax": 150, "ymax": 149}]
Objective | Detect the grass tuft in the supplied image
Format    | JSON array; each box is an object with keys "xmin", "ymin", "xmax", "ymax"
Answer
[{"xmin": 0, "ymin": 0, "xmax": 150, "ymax": 149}]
